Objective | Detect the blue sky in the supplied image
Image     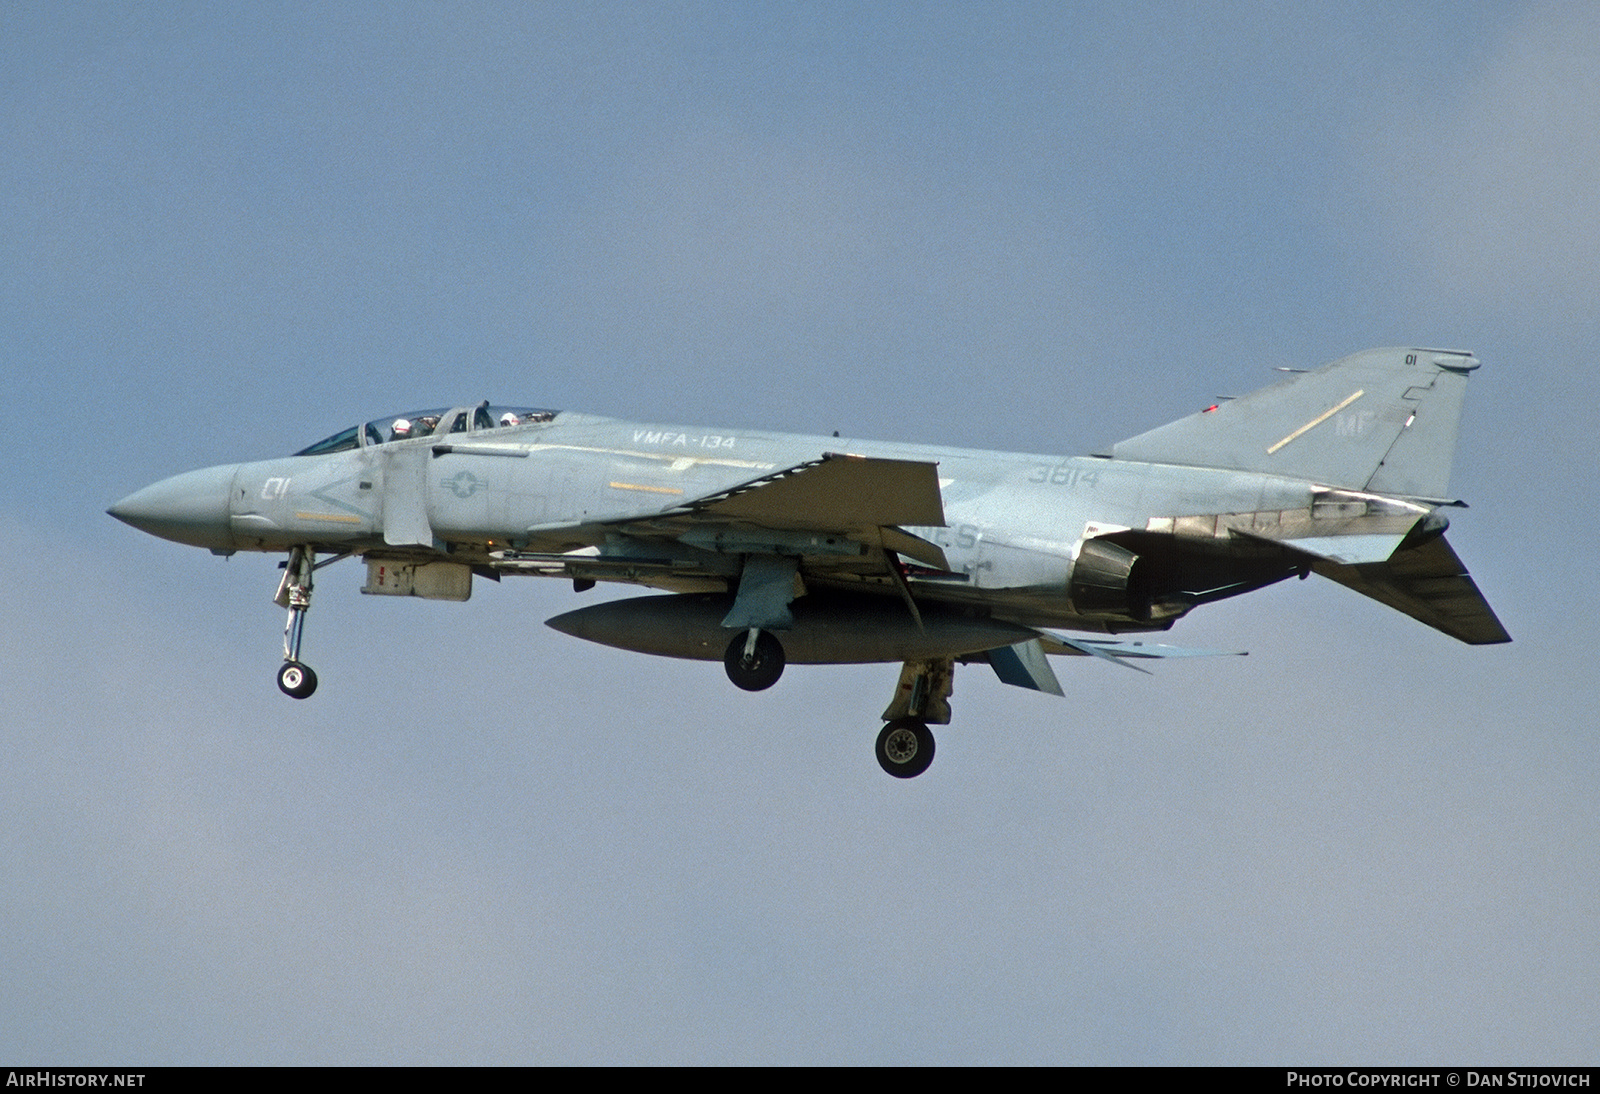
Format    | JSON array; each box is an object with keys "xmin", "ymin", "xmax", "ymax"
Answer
[{"xmin": 3, "ymin": 1, "xmax": 1595, "ymax": 1064}]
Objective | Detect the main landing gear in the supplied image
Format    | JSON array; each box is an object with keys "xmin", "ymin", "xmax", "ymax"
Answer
[
  {"xmin": 276, "ymin": 545, "xmax": 318, "ymax": 699},
  {"xmin": 876, "ymin": 718, "xmax": 935, "ymax": 778},
  {"xmin": 874, "ymin": 658, "xmax": 954, "ymax": 779},
  {"xmin": 723, "ymin": 628, "xmax": 784, "ymax": 691},
  {"xmin": 715, "ymin": 625, "xmax": 950, "ymax": 779}
]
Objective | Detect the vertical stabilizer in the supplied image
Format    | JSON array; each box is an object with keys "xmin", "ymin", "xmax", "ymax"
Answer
[{"xmin": 1102, "ymin": 348, "xmax": 1481, "ymax": 498}]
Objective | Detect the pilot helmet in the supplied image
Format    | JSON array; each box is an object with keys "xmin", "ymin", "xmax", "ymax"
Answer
[
  {"xmin": 499, "ymin": 412, "xmax": 520, "ymax": 426},
  {"xmin": 391, "ymin": 418, "xmax": 412, "ymax": 437}
]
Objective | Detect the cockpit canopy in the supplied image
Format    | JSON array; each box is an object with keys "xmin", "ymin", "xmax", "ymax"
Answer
[{"xmin": 293, "ymin": 402, "xmax": 558, "ymax": 456}]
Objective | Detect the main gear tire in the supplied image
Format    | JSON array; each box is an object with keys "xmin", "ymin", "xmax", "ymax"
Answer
[
  {"xmin": 722, "ymin": 630, "xmax": 785, "ymax": 691},
  {"xmin": 876, "ymin": 718, "xmax": 935, "ymax": 778}
]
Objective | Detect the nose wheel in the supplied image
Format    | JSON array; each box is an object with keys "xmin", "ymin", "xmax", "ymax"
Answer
[
  {"xmin": 275, "ymin": 545, "xmax": 318, "ymax": 700},
  {"xmin": 277, "ymin": 660, "xmax": 318, "ymax": 699}
]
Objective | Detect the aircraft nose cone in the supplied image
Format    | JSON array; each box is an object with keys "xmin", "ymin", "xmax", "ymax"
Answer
[{"xmin": 108, "ymin": 464, "xmax": 240, "ymax": 552}]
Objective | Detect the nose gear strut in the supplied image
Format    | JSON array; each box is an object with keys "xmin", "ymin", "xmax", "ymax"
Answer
[{"xmin": 275, "ymin": 545, "xmax": 318, "ymax": 698}]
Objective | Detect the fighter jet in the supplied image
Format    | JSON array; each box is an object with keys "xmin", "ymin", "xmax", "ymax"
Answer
[{"xmin": 109, "ymin": 347, "xmax": 1508, "ymax": 777}]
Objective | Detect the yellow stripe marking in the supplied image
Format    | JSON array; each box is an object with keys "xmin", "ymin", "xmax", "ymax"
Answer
[
  {"xmin": 608, "ymin": 481, "xmax": 685, "ymax": 495},
  {"xmin": 1267, "ymin": 390, "xmax": 1365, "ymax": 454},
  {"xmin": 294, "ymin": 511, "xmax": 365, "ymax": 524}
]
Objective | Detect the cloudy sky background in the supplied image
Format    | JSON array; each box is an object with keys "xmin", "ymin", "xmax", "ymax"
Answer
[{"xmin": 3, "ymin": 2, "xmax": 1596, "ymax": 1064}]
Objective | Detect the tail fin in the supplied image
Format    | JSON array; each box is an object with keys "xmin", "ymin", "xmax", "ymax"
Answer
[{"xmin": 1100, "ymin": 347, "xmax": 1480, "ymax": 499}]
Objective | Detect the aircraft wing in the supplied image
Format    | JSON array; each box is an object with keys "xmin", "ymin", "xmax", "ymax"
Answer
[
  {"xmin": 1307, "ymin": 533, "xmax": 1511, "ymax": 645},
  {"xmin": 502, "ymin": 453, "xmax": 952, "ymax": 590},
  {"xmin": 681, "ymin": 453, "xmax": 946, "ymax": 529},
  {"xmin": 615, "ymin": 453, "xmax": 951, "ymax": 570}
]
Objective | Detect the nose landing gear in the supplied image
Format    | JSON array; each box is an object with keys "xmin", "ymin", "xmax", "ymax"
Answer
[
  {"xmin": 277, "ymin": 659, "xmax": 317, "ymax": 699},
  {"xmin": 275, "ymin": 545, "xmax": 318, "ymax": 699}
]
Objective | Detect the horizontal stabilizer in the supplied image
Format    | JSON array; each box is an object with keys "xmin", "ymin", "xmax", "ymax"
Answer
[{"xmin": 1311, "ymin": 533, "xmax": 1511, "ymax": 645}]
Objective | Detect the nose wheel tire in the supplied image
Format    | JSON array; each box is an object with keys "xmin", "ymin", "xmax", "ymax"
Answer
[
  {"xmin": 723, "ymin": 630, "xmax": 785, "ymax": 691},
  {"xmin": 277, "ymin": 660, "xmax": 318, "ymax": 699},
  {"xmin": 876, "ymin": 718, "xmax": 935, "ymax": 778}
]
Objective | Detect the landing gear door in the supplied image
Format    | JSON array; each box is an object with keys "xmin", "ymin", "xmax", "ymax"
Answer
[{"xmin": 382, "ymin": 444, "xmax": 433, "ymax": 547}]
